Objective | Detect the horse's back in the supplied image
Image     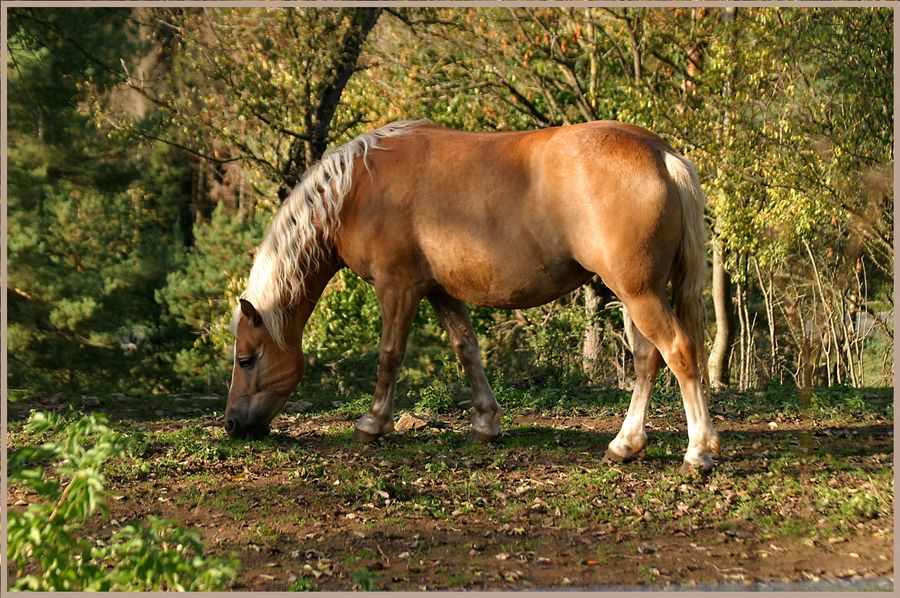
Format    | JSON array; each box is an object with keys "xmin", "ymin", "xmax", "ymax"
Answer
[{"xmin": 338, "ymin": 121, "xmax": 681, "ymax": 306}]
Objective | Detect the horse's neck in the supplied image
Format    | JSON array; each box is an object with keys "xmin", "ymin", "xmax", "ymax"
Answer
[{"xmin": 282, "ymin": 258, "xmax": 340, "ymax": 345}]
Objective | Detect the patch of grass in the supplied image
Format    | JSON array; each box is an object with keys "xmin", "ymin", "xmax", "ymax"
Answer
[
  {"xmin": 334, "ymin": 394, "xmax": 376, "ymax": 418},
  {"xmin": 777, "ymin": 518, "xmax": 808, "ymax": 537},
  {"xmin": 205, "ymin": 487, "xmax": 251, "ymax": 519},
  {"xmin": 250, "ymin": 523, "xmax": 282, "ymax": 544},
  {"xmin": 637, "ymin": 564, "xmax": 659, "ymax": 584},
  {"xmin": 713, "ymin": 384, "xmax": 892, "ymax": 423},
  {"xmin": 352, "ymin": 566, "xmax": 380, "ymax": 591},
  {"xmin": 287, "ymin": 578, "xmax": 319, "ymax": 591},
  {"xmin": 414, "ymin": 382, "xmax": 459, "ymax": 415},
  {"xmin": 334, "ymin": 548, "xmax": 377, "ymax": 567},
  {"xmin": 447, "ymin": 572, "xmax": 470, "ymax": 587},
  {"xmin": 171, "ymin": 487, "xmax": 203, "ymax": 509}
]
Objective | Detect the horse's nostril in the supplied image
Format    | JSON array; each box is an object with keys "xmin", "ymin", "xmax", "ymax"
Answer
[{"xmin": 224, "ymin": 418, "xmax": 237, "ymax": 434}]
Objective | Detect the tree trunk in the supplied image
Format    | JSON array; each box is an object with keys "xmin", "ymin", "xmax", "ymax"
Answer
[
  {"xmin": 582, "ymin": 279, "xmax": 603, "ymax": 382},
  {"xmin": 708, "ymin": 240, "xmax": 736, "ymax": 388},
  {"xmin": 707, "ymin": 6, "xmax": 738, "ymax": 388},
  {"xmin": 582, "ymin": 277, "xmax": 611, "ymax": 383},
  {"xmin": 278, "ymin": 7, "xmax": 383, "ymax": 201}
]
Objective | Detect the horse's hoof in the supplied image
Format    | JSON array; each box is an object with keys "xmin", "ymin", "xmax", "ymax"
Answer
[
  {"xmin": 680, "ymin": 457, "xmax": 714, "ymax": 478},
  {"xmin": 354, "ymin": 429, "xmax": 382, "ymax": 443},
  {"xmin": 469, "ymin": 429, "xmax": 500, "ymax": 444},
  {"xmin": 603, "ymin": 447, "xmax": 635, "ymax": 464}
]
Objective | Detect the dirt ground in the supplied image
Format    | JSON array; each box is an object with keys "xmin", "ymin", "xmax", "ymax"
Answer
[{"xmin": 7, "ymin": 394, "xmax": 895, "ymax": 590}]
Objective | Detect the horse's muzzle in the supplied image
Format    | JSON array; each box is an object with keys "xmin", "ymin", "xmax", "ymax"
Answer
[{"xmin": 224, "ymin": 417, "xmax": 270, "ymax": 439}]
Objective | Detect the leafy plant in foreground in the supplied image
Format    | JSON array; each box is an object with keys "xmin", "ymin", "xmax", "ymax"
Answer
[{"xmin": 8, "ymin": 410, "xmax": 239, "ymax": 591}]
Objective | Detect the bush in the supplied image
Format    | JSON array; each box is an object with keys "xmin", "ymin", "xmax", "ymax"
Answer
[{"xmin": 8, "ymin": 411, "xmax": 239, "ymax": 591}]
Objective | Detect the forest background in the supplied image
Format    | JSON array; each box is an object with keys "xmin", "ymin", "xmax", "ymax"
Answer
[{"xmin": 7, "ymin": 6, "xmax": 893, "ymax": 404}]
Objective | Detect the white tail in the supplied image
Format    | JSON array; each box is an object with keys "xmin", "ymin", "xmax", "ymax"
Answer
[{"xmin": 663, "ymin": 151, "xmax": 709, "ymax": 384}]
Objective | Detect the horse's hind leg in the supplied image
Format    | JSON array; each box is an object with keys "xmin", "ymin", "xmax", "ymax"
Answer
[
  {"xmin": 428, "ymin": 294, "xmax": 501, "ymax": 442},
  {"xmin": 355, "ymin": 284, "xmax": 420, "ymax": 442},
  {"xmin": 620, "ymin": 291, "xmax": 719, "ymax": 474},
  {"xmin": 605, "ymin": 309, "xmax": 663, "ymax": 463}
]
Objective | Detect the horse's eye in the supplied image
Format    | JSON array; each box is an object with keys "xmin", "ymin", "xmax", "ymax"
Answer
[{"xmin": 238, "ymin": 356, "xmax": 255, "ymax": 369}]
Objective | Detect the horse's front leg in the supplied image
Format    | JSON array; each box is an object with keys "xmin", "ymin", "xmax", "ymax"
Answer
[
  {"xmin": 428, "ymin": 294, "xmax": 501, "ymax": 442},
  {"xmin": 355, "ymin": 284, "xmax": 420, "ymax": 442}
]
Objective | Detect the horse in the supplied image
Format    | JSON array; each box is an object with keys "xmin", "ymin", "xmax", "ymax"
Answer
[{"xmin": 225, "ymin": 119, "xmax": 720, "ymax": 474}]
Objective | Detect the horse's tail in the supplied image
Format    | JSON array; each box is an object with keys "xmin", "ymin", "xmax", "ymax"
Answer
[{"xmin": 663, "ymin": 151, "xmax": 709, "ymax": 385}]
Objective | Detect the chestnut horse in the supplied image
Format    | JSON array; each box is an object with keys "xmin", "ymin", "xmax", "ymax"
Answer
[{"xmin": 226, "ymin": 120, "xmax": 720, "ymax": 473}]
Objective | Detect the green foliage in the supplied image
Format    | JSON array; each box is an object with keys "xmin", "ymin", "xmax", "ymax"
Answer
[
  {"xmin": 287, "ymin": 578, "xmax": 319, "ymax": 591},
  {"xmin": 156, "ymin": 203, "xmax": 267, "ymax": 390},
  {"xmin": 336, "ymin": 394, "xmax": 378, "ymax": 418},
  {"xmin": 352, "ymin": 566, "xmax": 380, "ymax": 591},
  {"xmin": 415, "ymin": 382, "xmax": 458, "ymax": 415},
  {"xmin": 8, "ymin": 411, "xmax": 239, "ymax": 591},
  {"xmin": 8, "ymin": 10, "xmax": 192, "ymax": 394},
  {"xmin": 304, "ymin": 270, "xmax": 383, "ymax": 356},
  {"xmin": 412, "ymin": 353, "xmax": 464, "ymax": 414}
]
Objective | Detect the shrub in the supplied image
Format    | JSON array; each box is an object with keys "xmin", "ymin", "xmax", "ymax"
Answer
[{"xmin": 8, "ymin": 411, "xmax": 239, "ymax": 591}]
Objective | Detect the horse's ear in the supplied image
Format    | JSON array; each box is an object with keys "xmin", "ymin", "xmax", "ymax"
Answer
[{"xmin": 239, "ymin": 299, "xmax": 263, "ymax": 327}]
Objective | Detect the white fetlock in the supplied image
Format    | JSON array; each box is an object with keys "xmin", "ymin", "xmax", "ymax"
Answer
[
  {"xmin": 606, "ymin": 430, "xmax": 647, "ymax": 460},
  {"xmin": 681, "ymin": 446, "xmax": 715, "ymax": 475},
  {"xmin": 355, "ymin": 413, "xmax": 394, "ymax": 437},
  {"xmin": 471, "ymin": 412, "xmax": 501, "ymax": 442},
  {"xmin": 606, "ymin": 438, "xmax": 635, "ymax": 462}
]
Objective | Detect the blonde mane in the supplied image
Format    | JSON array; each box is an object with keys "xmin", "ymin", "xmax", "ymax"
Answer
[{"xmin": 237, "ymin": 119, "xmax": 428, "ymax": 348}]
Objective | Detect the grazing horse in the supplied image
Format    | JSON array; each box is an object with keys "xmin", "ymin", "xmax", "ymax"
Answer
[{"xmin": 226, "ymin": 120, "xmax": 720, "ymax": 473}]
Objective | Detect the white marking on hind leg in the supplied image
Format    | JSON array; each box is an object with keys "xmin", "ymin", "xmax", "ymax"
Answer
[{"xmin": 355, "ymin": 412, "xmax": 395, "ymax": 437}]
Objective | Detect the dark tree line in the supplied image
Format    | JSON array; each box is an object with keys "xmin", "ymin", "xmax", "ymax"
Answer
[{"xmin": 7, "ymin": 7, "xmax": 892, "ymax": 397}]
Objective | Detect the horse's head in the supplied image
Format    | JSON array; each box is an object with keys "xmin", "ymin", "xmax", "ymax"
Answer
[{"xmin": 224, "ymin": 299, "xmax": 305, "ymax": 439}]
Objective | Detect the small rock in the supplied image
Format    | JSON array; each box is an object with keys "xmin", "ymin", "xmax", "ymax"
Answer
[
  {"xmin": 395, "ymin": 413, "xmax": 428, "ymax": 433},
  {"xmin": 109, "ymin": 392, "xmax": 126, "ymax": 400},
  {"xmin": 196, "ymin": 394, "xmax": 221, "ymax": 402},
  {"xmin": 80, "ymin": 395, "xmax": 101, "ymax": 407},
  {"xmin": 290, "ymin": 400, "xmax": 314, "ymax": 413},
  {"xmin": 331, "ymin": 400, "xmax": 345, "ymax": 408},
  {"xmin": 14, "ymin": 499, "xmax": 28, "ymax": 506},
  {"xmin": 49, "ymin": 392, "xmax": 67, "ymax": 405}
]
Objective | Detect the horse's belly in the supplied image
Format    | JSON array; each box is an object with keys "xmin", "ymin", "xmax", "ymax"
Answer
[{"xmin": 430, "ymin": 251, "xmax": 591, "ymax": 308}]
